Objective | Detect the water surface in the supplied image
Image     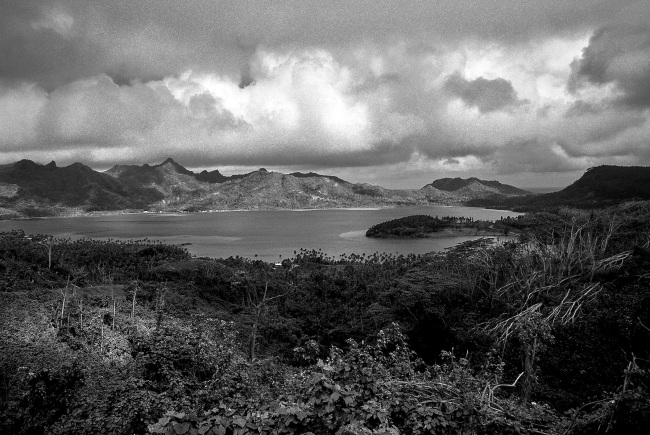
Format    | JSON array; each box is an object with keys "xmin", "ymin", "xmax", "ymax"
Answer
[{"xmin": 0, "ymin": 206, "xmax": 521, "ymax": 261}]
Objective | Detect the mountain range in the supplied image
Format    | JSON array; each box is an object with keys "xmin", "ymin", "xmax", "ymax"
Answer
[
  {"xmin": 2, "ymin": 158, "xmax": 647, "ymax": 219},
  {"xmin": 0, "ymin": 158, "xmax": 533, "ymax": 218}
]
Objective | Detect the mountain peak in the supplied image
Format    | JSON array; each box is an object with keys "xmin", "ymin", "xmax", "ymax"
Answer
[
  {"xmin": 195, "ymin": 169, "xmax": 230, "ymax": 183},
  {"xmin": 289, "ymin": 171, "xmax": 349, "ymax": 184},
  {"xmin": 160, "ymin": 157, "xmax": 177, "ymax": 165},
  {"xmin": 155, "ymin": 158, "xmax": 194, "ymax": 176},
  {"xmin": 13, "ymin": 159, "xmax": 39, "ymax": 169}
]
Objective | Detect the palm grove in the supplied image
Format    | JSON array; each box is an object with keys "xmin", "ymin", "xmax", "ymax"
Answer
[{"xmin": 1, "ymin": 202, "xmax": 650, "ymax": 434}]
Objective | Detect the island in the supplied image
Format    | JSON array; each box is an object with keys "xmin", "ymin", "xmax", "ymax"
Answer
[{"xmin": 366, "ymin": 214, "xmax": 514, "ymax": 238}]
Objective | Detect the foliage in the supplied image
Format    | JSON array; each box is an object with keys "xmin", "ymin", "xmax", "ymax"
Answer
[
  {"xmin": 148, "ymin": 324, "xmax": 532, "ymax": 435},
  {"xmin": 366, "ymin": 215, "xmax": 487, "ymax": 238},
  {"xmin": 2, "ymin": 202, "xmax": 650, "ymax": 434},
  {"xmin": 0, "ymin": 230, "xmax": 190, "ymax": 291}
]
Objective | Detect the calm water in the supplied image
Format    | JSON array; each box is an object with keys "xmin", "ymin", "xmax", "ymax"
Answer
[{"xmin": 0, "ymin": 206, "xmax": 521, "ymax": 261}]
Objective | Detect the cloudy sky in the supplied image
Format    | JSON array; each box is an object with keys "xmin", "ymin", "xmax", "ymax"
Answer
[{"xmin": 1, "ymin": 0, "xmax": 649, "ymax": 189}]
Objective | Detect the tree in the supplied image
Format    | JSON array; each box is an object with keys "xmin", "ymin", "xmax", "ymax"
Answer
[{"xmin": 246, "ymin": 281, "xmax": 289, "ymax": 362}]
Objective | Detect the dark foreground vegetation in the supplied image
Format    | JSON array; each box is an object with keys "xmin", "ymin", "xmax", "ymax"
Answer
[{"xmin": 2, "ymin": 201, "xmax": 650, "ymax": 434}]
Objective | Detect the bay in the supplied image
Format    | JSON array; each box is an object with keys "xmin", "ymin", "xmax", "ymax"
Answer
[{"xmin": 0, "ymin": 206, "xmax": 521, "ymax": 261}]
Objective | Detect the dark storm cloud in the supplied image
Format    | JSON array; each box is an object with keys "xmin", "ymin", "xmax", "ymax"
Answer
[
  {"xmin": 85, "ymin": 136, "xmax": 416, "ymax": 171},
  {"xmin": 443, "ymin": 73, "xmax": 525, "ymax": 113},
  {"xmin": 0, "ymin": 2, "xmax": 98, "ymax": 90},
  {"xmin": 0, "ymin": 0, "xmax": 249, "ymax": 89},
  {"xmin": 0, "ymin": 0, "xmax": 633, "ymax": 89},
  {"xmin": 570, "ymin": 23, "xmax": 650, "ymax": 108},
  {"xmin": 415, "ymin": 136, "xmax": 497, "ymax": 161},
  {"xmin": 490, "ymin": 138, "xmax": 582, "ymax": 174},
  {"xmin": 238, "ymin": 64, "xmax": 255, "ymax": 89}
]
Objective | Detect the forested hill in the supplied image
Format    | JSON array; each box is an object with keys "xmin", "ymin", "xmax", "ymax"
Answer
[
  {"xmin": 558, "ymin": 165, "xmax": 650, "ymax": 200},
  {"xmin": 470, "ymin": 165, "xmax": 650, "ymax": 211},
  {"xmin": 0, "ymin": 157, "xmax": 531, "ymax": 218},
  {"xmin": 365, "ymin": 214, "xmax": 510, "ymax": 238}
]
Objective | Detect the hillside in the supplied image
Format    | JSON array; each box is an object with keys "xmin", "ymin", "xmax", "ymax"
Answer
[
  {"xmin": 106, "ymin": 158, "xmax": 230, "ymax": 185},
  {"xmin": 170, "ymin": 170, "xmax": 429, "ymax": 211},
  {"xmin": 106, "ymin": 158, "xmax": 216, "ymax": 207},
  {"xmin": 425, "ymin": 177, "xmax": 530, "ymax": 195},
  {"xmin": 470, "ymin": 165, "xmax": 650, "ymax": 211},
  {"xmin": 555, "ymin": 165, "xmax": 650, "ymax": 201},
  {"xmin": 420, "ymin": 177, "xmax": 531, "ymax": 204},
  {"xmin": 0, "ymin": 160, "xmax": 162, "ymax": 217},
  {"xmin": 0, "ymin": 157, "xmax": 532, "ymax": 218}
]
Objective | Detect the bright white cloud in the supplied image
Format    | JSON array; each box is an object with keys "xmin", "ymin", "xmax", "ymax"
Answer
[{"xmin": 0, "ymin": 28, "xmax": 649, "ymax": 185}]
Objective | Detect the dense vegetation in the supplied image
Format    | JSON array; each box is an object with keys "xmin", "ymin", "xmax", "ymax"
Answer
[
  {"xmin": 365, "ymin": 215, "xmax": 508, "ymax": 238},
  {"xmin": 366, "ymin": 215, "xmax": 443, "ymax": 237},
  {"xmin": 2, "ymin": 202, "xmax": 650, "ymax": 434}
]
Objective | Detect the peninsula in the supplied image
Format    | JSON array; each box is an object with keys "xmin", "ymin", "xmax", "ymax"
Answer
[{"xmin": 365, "ymin": 214, "xmax": 514, "ymax": 238}]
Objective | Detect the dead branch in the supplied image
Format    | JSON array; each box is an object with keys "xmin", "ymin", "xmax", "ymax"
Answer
[
  {"xmin": 639, "ymin": 318, "xmax": 650, "ymax": 334},
  {"xmin": 481, "ymin": 372, "xmax": 524, "ymax": 409}
]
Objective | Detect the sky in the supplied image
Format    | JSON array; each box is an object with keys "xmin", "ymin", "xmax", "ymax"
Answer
[{"xmin": 1, "ymin": 0, "xmax": 649, "ymax": 189}]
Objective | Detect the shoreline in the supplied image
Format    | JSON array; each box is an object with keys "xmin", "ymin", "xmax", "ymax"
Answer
[
  {"xmin": 0, "ymin": 207, "xmax": 391, "ymax": 221},
  {"xmin": 1, "ymin": 203, "xmax": 520, "ymax": 222},
  {"xmin": 368, "ymin": 227, "xmax": 517, "ymax": 239}
]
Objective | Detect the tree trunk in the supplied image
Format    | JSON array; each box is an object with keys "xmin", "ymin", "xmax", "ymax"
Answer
[
  {"xmin": 48, "ymin": 236, "xmax": 52, "ymax": 270},
  {"xmin": 521, "ymin": 336, "xmax": 537, "ymax": 404},
  {"xmin": 59, "ymin": 287, "xmax": 67, "ymax": 327},
  {"xmin": 247, "ymin": 282, "xmax": 268, "ymax": 362},
  {"xmin": 156, "ymin": 286, "xmax": 167, "ymax": 329},
  {"xmin": 248, "ymin": 314, "xmax": 259, "ymax": 362},
  {"xmin": 131, "ymin": 285, "xmax": 137, "ymax": 319}
]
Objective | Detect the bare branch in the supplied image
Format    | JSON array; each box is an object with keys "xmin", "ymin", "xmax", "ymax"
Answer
[{"xmin": 638, "ymin": 318, "xmax": 650, "ymax": 334}]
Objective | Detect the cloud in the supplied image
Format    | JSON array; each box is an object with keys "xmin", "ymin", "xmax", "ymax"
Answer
[
  {"xmin": 569, "ymin": 8, "xmax": 650, "ymax": 108},
  {"xmin": 1, "ymin": 1, "xmax": 650, "ymax": 185},
  {"xmin": 443, "ymin": 73, "xmax": 525, "ymax": 113},
  {"xmin": 0, "ymin": 47, "xmax": 426, "ymax": 168},
  {"xmin": 0, "ymin": 0, "xmax": 638, "ymax": 90},
  {"xmin": 2, "ymin": 37, "xmax": 649, "ymax": 177},
  {"xmin": 489, "ymin": 138, "xmax": 585, "ymax": 174}
]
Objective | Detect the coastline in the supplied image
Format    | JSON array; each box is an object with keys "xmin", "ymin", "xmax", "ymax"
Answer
[
  {"xmin": 0, "ymin": 205, "xmax": 523, "ymax": 261},
  {"xmin": 367, "ymin": 226, "xmax": 516, "ymax": 239},
  {"xmin": 0, "ymin": 204, "xmax": 435, "ymax": 221},
  {"xmin": 424, "ymin": 227, "xmax": 512, "ymax": 238}
]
